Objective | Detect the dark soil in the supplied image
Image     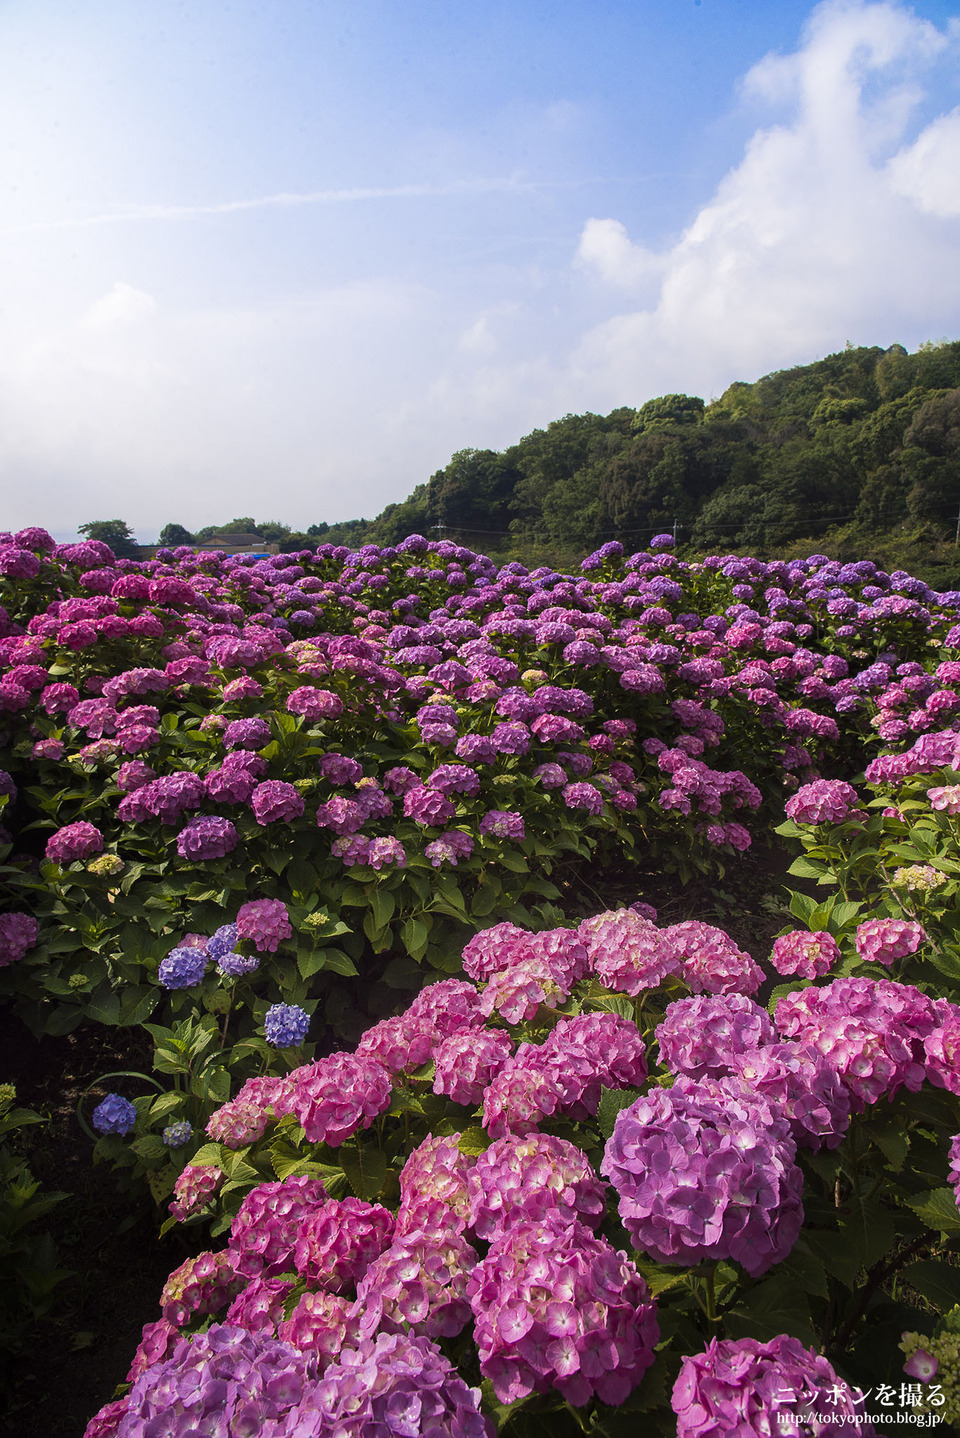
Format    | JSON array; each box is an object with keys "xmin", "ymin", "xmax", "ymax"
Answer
[{"xmin": 1, "ymin": 840, "xmax": 798, "ymax": 1438}]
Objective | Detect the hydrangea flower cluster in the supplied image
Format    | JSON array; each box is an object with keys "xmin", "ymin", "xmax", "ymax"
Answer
[
  {"xmin": 854, "ymin": 917, "xmax": 925, "ymax": 967},
  {"xmin": 770, "ymin": 928, "xmax": 840, "ymax": 979},
  {"xmin": 92, "ymin": 1093, "xmax": 138, "ymax": 1136},
  {"xmin": 602, "ymin": 1078, "xmax": 804, "ymax": 1276},
  {"xmin": 467, "ymin": 1210, "xmax": 659, "ymax": 1407},
  {"xmin": 672, "ymin": 1335, "xmax": 875, "ymax": 1436}
]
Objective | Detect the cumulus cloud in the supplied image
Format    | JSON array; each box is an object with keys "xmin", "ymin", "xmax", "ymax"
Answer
[{"xmin": 572, "ymin": 0, "xmax": 960, "ymax": 404}]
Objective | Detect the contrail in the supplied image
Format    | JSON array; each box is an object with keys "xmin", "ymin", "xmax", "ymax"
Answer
[{"xmin": 0, "ymin": 174, "xmax": 645, "ymax": 237}]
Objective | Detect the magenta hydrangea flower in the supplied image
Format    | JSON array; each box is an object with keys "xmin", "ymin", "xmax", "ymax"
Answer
[
  {"xmin": 229, "ymin": 1176, "xmax": 332, "ymax": 1279},
  {"xmin": 776, "ymin": 976, "xmax": 938, "ymax": 1110},
  {"xmin": 468, "ymin": 1210, "xmax": 659, "ymax": 1408},
  {"xmin": 175, "ymin": 815, "xmax": 238, "ymax": 860},
  {"xmin": 292, "ymin": 1195, "xmax": 395, "ymax": 1291},
  {"xmin": 535, "ymin": 1013, "xmax": 649, "ymax": 1119},
  {"xmin": 725, "ymin": 1042, "xmax": 852, "ymax": 1151},
  {"xmin": 278, "ymin": 1289, "xmax": 362, "ymax": 1366},
  {"xmin": 785, "ymin": 778, "xmax": 860, "ymax": 824},
  {"xmin": 287, "ymin": 685, "xmax": 344, "ymax": 719},
  {"xmin": 45, "ymin": 821, "xmax": 104, "ymax": 865},
  {"xmin": 355, "ymin": 1218, "xmax": 479, "ymax": 1339},
  {"xmin": 367, "ymin": 835, "xmax": 406, "ymax": 869},
  {"xmin": 223, "ymin": 716, "xmax": 271, "ymax": 750},
  {"xmin": 398, "ymin": 1134, "xmax": 474, "ymax": 1230},
  {"xmin": 461, "ymin": 921, "xmax": 531, "ymax": 981},
  {"xmin": 433, "ymin": 1029, "xmax": 514, "ymax": 1106},
  {"xmin": 160, "ymin": 1250, "xmax": 245, "ymax": 1328},
  {"xmin": 664, "ymin": 919, "xmax": 764, "ymax": 996},
  {"xmin": 467, "ymin": 1133, "xmax": 607, "ymax": 1242},
  {"xmin": 0, "ymin": 912, "xmax": 39, "ymax": 967},
  {"xmin": 673, "ymin": 1335, "xmax": 874, "ymax": 1436},
  {"xmin": 602, "ymin": 1078, "xmax": 803, "ymax": 1276},
  {"xmin": 770, "ymin": 929, "xmax": 840, "ymax": 979},
  {"xmin": 854, "ymin": 917, "xmax": 925, "ymax": 967},
  {"xmin": 656, "ymin": 994, "xmax": 775, "ymax": 1080},
  {"xmin": 168, "ymin": 1163, "xmax": 222, "ymax": 1223},
  {"xmin": 250, "ymin": 779, "xmax": 305, "ymax": 825},
  {"xmin": 578, "ymin": 908, "xmax": 680, "ymax": 994},
  {"xmin": 235, "ymin": 897, "xmax": 292, "ymax": 952},
  {"xmin": 206, "ymin": 1074, "xmax": 293, "ymax": 1149},
  {"xmin": 290, "ymin": 1051, "xmax": 393, "ymax": 1146}
]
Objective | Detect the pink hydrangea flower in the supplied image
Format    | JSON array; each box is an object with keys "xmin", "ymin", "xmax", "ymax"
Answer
[
  {"xmin": 235, "ymin": 897, "xmax": 292, "ymax": 953},
  {"xmin": 578, "ymin": 909, "xmax": 680, "ymax": 994},
  {"xmin": 770, "ymin": 929, "xmax": 840, "ymax": 979},
  {"xmin": 665, "ymin": 919, "xmax": 764, "ymax": 996},
  {"xmin": 855, "ymin": 918, "xmax": 925, "ymax": 968},
  {"xmin": 656, "ymin": 994, "xmax": 775, "ymax": 1080},
  {"xmin": 467, "ymin": 1133, "xmax": 606, "ymax": 1242}
]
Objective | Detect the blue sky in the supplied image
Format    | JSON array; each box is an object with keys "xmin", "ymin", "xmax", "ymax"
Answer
[{"xmin": 2, "ymin": 0, "xmax": 960, "ymax": 540}]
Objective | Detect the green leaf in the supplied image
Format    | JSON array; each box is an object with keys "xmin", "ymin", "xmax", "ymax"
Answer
[
  {"xmin": 776, "ymin": 1244, "xmax": 830, "ymax": 1299},
  {"xmin": 149, "ymin": 1092, "xmax": 186, "ymax": 1121},
  {"xmin": 457, "ymin": 1127, "xmax": 493, "ymax": 1156},
  {"xmin": 725, "ymin": 1274, "xmax": 816, "ymax": 1346},
  {"xmin": 297, "ymin": 948, "xmax": 329, "ymax": 980},
  {"xmin": 867, "ymin": 1120, "xmax": 910, "ymax": 1172},
  {"xmin": 597, "ymin": 1086, "xmax": 641, "ymax": 1142},
  {"xmin": 787, "ymin": 856, "xmax": 829, "ymax": 881},
  {"xmin": 381, "ymin": 956, "xmax": 422, "ymax": 989},
  {"xmin": 131, "ymin": 1135, "xmax": 166, "ymax": 1161},
  {"xmin": 908, "ymin": 1187, "xmax": 960, "ymax": 1235},
  {"xmin": 369, "ymin": 887, "xmax": 396, "ymax": 930},
  {"xmin": 319, "ymin": 948, "xmax": 358, "ymax": 977},
  {"xmin": 339, "ymin": 1142, "xmax": 387, "ymax": 1201},
  {"xmin": 900, "ymin": 1260, "xmax": 960, "ymax": 1312},
  {"xmin": 497, "ymin": 851, "xmax": 529, "ymax": 874},
  {"xmin": 85, "ymin": 986, "xmax": 121, "ymax": 1027},
  {"xmin": 401, "ymin": 917, "xmax": 429, "ymax": 958},
  {"xmin": 788, "ymin": 891, "xmax": 819, "ymax": 925},
  {"xmin": 470, "ymin": 882, "xmax": 500, "ymax": 917}
]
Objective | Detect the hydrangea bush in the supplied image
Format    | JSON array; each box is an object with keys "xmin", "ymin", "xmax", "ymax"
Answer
[
  {"xmin": 82, "ymin": 897, "xmax": 960, "ymax": 1435},
  {"xmin": 2, "ymin": 529, "xmax": 957, "ymax": 1061}
]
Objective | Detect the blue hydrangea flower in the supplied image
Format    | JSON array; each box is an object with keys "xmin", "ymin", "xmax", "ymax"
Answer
[
  {"xmin": 206, "ymin": 923, "xmax": 239, "ymax": 960},
  {"xmin": 217, "ymin": 950, "xmax": 261, "ymax": 978},
  {"xmin": 264, "ymin": 1003, "xmax": 310, "ymax": 1048},
  {"xmin": 92, "ymin": 1093, "xmax": 137, "ymax": 1136},
  {"xmin": 162, "ymin": 1120, "xmax": 193, "ymax": 1148},
  {"xmin": 158, "ymin": 946, "xmax": 209, "ymax": 990}
]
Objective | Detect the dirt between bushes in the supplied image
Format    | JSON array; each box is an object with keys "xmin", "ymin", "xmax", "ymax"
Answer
[{"xmin": 0, "ymin": 842, "xmax": 796, "ymax": 1438}]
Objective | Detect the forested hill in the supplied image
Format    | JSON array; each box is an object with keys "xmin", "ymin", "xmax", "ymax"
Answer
[{"xmin": 291, "ymin": 339, "xmax": 959, "ymax": 563}]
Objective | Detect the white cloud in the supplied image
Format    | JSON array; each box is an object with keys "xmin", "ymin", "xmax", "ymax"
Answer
[{"xmin": 572, "ymin": 0, "xmax": 960, "ymax": 405}]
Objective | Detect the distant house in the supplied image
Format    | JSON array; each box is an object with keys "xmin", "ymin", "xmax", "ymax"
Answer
[{"xmin": 195, "ymin": 532, "xmax": 280, "ymax": 556}]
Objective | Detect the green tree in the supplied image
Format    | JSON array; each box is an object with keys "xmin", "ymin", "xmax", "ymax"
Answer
[
  {"xmin": 158, "ymin": 523, "xmax": 194, "ymax": 547},
  {"xmin": 77, "ymin": 520, "xmax": 140, "ymax": 559}
]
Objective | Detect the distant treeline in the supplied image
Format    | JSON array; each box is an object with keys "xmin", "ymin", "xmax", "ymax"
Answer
[{"xmin": 146, "ymin": 339, "xmax": 960, "ymax": 578}]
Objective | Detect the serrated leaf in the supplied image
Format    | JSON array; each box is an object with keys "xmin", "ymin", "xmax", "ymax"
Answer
[
  {"xmin": 900, "ymin": 1260, "xmax": 960, "ymax": 1312},
  {"xmin": 131, "ymin": 1135, "xmax": 167, "ymax": 1160},
  {"xmin": 401, "ymin": 917, "xmax": 428, "ymax": 957},
  {"xmin": 725, "ymin": 1274, "xmax": 815, "ymax": 1345},
  {"xmin": 369, "ymin": 887, "xmax": 395, "ymax": 930},
  {"xmin": 788, "ymin": 891, "xmax": 819, "ymax": 925},
  {"xmin": 297, "ymin": 947, "xmax": 328, "ymax": 980},
  {"xmin": 909, "ymin": 1187, "xmax": 960, "ymax": 1235},
  {"xmin": 318, "ymin": 948, "xmax": 358, "ymax": 977},
  {"xmin": 146, "ymin": 1167, "xmax": 177, "ymax": 1204},
  {"xmin": 149, "ymin": 1092, "xmax": 186, "ymax": 1121},
  {"xmin": 868, "ymin": 1121, "xmax": 910, "ymax": 1172},
  {"xmin": 457, "ymin": 1127, "xmax": 493, "ymax": 1156},
  {"xmin": 339, "ymin": 1143, "xmax": 387, "ymax": 1201},
  {"xmin": 597, "ymin": 1086, "xmax": 641, "ymax": 1142},
  {"xmin": 188, "ymin": 1142, "xmax": 224, "ymax": 1169}
]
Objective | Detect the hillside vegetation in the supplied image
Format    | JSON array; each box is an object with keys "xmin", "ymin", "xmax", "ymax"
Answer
[{"xmin": 279, "ymin": 339, "xmax": 960, "ymax": 582}]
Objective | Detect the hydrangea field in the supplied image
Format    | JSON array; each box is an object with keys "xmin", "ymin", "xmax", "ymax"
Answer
[{"xmin": 4, "ymin": 525, "xmax": 960, "ymax": 1434}]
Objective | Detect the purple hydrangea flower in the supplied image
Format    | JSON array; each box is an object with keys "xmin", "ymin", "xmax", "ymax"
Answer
[
  {"xmin": 162, "ymin": 1120, "xmax": 193, "ymax": 1148},
  {"xmin": 92, "ymin": 1093, "xmax": 137, "ymax": 1136},
  {"xmin": 479, "ymin": 809, "xmax": 525, "ymax": 841},
  {"xmin": 602, "ymin": 1078, "xmax": 803, "ymax": 1276},
  {"xmin": 250, "ymin": 779, "xmax": 305, "ymax": 825},
  {"xmin": 0, "ymin": 913, "xmax": 39, "ymax": 967},
  {"xmin": 673, "ymin": 1335, "xmax": 874, "ymax": 1436},
  {"xmin": 424, "ymin": 830, "xmax": 475, "ymax": 867}
]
